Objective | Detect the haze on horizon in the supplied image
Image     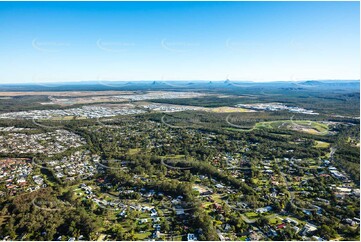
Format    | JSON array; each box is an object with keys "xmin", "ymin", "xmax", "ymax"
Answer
[{"xmin": 0, "ymin": 1, "xmax": 359, "ymax": 84}]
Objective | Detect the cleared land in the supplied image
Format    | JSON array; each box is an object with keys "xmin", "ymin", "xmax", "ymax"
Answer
[
  {"xmin": 255, "ymin": 120, "xmax": 329, "ymax": 135},
  {"xmin": 209, "ymin": 106, "xmax": 253, "ymax": 113},
  {"xmin": 225, "ymin": 119, "xmax": 330, "ymax": 135},
  {"xmin": 314, "ymin": 141, "xmax": 331, "ymax": 148}
]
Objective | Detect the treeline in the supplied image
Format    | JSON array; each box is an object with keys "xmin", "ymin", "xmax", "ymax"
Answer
[
  {"xmin": 154, "ymin": 158, "xmax": 254, "ymax": 195},
  {"xmin": 150, "ymin": 87, "xmax": 360, "ymax": 117},
  {"xmin": 333, "ymin": 124, "xmax": 360, "ymax": 183},
  {"xmin": 0, "ymin": 95, "xmax": 61, "ymax": 113},
  {"xmin": 0, "ymin": 188, "xmax": 100, "ymax": 240}
]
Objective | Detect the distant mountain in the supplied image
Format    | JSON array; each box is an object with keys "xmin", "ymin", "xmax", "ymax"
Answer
[
  {"xmin": 298, "ymin": 80, "xmax": 360, "ymax": 89},
  {"xmin": 0, "ymin": 80, "xmax": 358, "ymax": 92}
]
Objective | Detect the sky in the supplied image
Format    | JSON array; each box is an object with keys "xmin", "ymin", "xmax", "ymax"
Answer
[{"xmin": 0, "ymin": 1, "xmax": 359, "ymax": 83}]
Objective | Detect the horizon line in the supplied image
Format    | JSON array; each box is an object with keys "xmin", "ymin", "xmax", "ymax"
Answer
[{"xmin": 0, "ymin": 79, "xmax": 360, "ymax": 85}]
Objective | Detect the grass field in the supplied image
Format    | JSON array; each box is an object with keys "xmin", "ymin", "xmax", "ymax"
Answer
[
  {"xmin": 49, "ymin": 116, "xmax": 76, "ymax": 120},
  {"xmin": 159, "ymin": 154, "xmax": 186, "ymax": 159},
  {"xmin": 224, "ymin": 118, "xmax": 329, "ymax": 135},
  {"xmin": 314, "ymin": 141, "xmax": 330, "ymax": 148},
  {"xmin": 210, "ymin": 106, "xmax": 250, "ymax": 113},
  {"xmin": 239, "ymin": 235, "xmax": 248, "ymax": 241},
  {"xmin": 127, "ymin": 148, "xmax": 141, "ymax": 155},
  {"xmin": 224, "ymin": 127, "xmax": 252, "ymax": 132},
  {"xmin": 268, "ymin": 216, "xmax": 283, "ymax": 225},
  {"xmin": 96, "ymin": 234, "xmax": 107, "ymax": 241},
  {"xmin": 134, "ymin": 232, "xmax": 151, "ymax": 240},
  {"xmin": 244, "ymin": 212, "xmax": 258, "ymax": 218},
  {"xmin": 171, "ymin": 235, "xmax": 184, "ymax": 241},
  {"xmin": 255, "ymin": 120, "xmax": 329, "ymax": 135}
]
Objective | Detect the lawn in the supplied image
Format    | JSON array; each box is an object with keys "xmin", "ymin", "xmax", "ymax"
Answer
[
  {"xmin": 314, "ymin": 141, "xmax": 330, "ymax": 148},
  {"xmin": 244, "ymin": 212, "xmax": 258, "ymax": 218},
  {"xmin": 172, "ymin": 235, "xmax": 184, "ymax": 241},
  {"xmin": 134, "ymin": 232, "xmax": 151, "ymax": 240},
  {"xmin": 159, "ymin": 154, "xmax": 186, "ymax": 159},
  {"xmin": 128, "ymin": 148, "xmax": 141, "ymax": 155},
  {"xmin": 96, "ymin": 234, "xmax": 107, "ymax": 241},
  {"xmin": 268, "ymin": 216, "xmax": 283, "ymax": 225}
]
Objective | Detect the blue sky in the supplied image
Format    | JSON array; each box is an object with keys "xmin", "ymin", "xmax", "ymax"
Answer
[{"xmin": 0, "ymin": 1, "xmax": 359, "ymax": 83}]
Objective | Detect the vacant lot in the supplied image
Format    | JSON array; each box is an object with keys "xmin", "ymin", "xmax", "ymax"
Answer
[{"xmin": 210, "ymin": 106, "xmax": 252, "ymax": 113}]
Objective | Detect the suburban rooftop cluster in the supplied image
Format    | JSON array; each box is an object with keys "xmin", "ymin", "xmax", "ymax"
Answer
[
  {"xmin": 236, "ymin": 103, "xmax": 318, "ymax": 115},
  {"xmin": 0, "ymin": 130, "xmax": 85, "ymax": 154}
]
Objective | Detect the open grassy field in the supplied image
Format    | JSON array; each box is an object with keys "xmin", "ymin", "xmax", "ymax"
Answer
[
  {"xmin": 134, "ymin": 232, "xmax": 151, "ymax": 240},
  {"xmin": 255, "ymin": 120, "xmax": 329, "ymax": 135},
  {"xmin": 268, "ymin": 216, "xmax": 283, "ymax": 225},
  {"xmin": 209, "ymin": 106, "xmax": 250, "ymax": 113},
  {"xmin": 50, "ymin": 116, "xmax": 76, "ymax": 120},
  {"xmin": 244, "ymin": 212, "xmax": 258, "ymax": 218},
  {"xmin": 159, "ymin": 154, "xmax": 186, "ymax": 160},
  {"xmin": 224, "ymin": 119, "xmax": 330, "ymax": 135},
  {"xmin": 224, "ymin": 127, "xmax": 252, "ymax": 132},
  {"xmin": 314, "ymin": 141, "xmax": 330, "ymax": 148},
  {"xmin": 127, "ymin": 148, "xmax": 141, "ymax": 155}
]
